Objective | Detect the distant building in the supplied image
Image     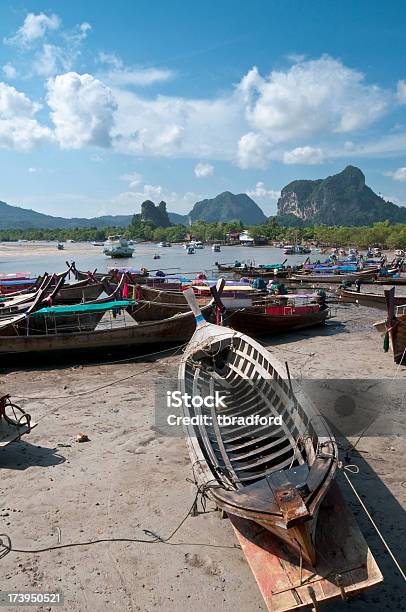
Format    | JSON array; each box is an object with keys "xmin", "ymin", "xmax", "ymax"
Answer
[{"xmin": 226, "ymin": 232, "xmax": 241, "ymax": 242}]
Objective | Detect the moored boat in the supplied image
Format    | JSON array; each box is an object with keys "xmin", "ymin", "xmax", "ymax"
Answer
[
  {"xmin": 338, "ymin": 287, "xmax": 406, "ymax": 310},
  {"xmin": 374, "ymin": 287, "xmax": 406, "ymax": 364},
  {"xmin": 103, "ymin": 235, "xmax": 134, "ymax": 258}
]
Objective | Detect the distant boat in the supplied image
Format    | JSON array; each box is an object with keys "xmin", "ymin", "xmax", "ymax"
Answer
[
  {"xmin": 186, "ymin": 246, "xmax": 195, "ymax": 255},
  {"xmin": 57, "ymin": 243, "xmax": 64, "ymax": 250},
  {"xmin": 158, "ymin": 241, "xmax": 171, "ymax": 247},
  {"xmin": 103, "ymin": 235, "xmax": 134, "ymax": 258},
  {"xmin": 153, "ymin": 253, "xmax": 161, "ymax": 260},
  {"xmin": 239, "ymin": 231, "xmax": 254, "ymax": 246},
  {"xmin": 192, "ymin": 240, "xmax": 204, "ymax": 249},
  {"xmin": 212, "ymin": 244, "xmax": 221, "ymax": 252},
  {"xmin": 92, "ymin": 241, "xmax": 104, "ymax": 247}
]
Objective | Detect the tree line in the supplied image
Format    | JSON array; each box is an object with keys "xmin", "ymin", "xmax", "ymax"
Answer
[{"xmin": 0, "ymin": 219, "xmax": 404, "ymax": 249}]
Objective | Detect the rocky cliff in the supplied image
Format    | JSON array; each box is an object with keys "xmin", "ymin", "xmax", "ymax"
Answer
[{"xmin": 277, "ymin": 166, "xmax": 406, "ymax": 226}]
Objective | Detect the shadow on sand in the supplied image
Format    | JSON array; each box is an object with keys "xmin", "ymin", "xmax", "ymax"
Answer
[{"xmin": 0, "ymin": 440, "xmax": 65, "ymax": 470}]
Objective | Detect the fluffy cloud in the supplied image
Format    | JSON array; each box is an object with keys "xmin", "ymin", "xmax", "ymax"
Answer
[
  {"xmin": 194, "ymin": 162, "xmax": 214, "ymax": 177},
  {"xmin": 238, "ymin": 57, "xmax": 389, "ymax": 142},
  {"xmin": 5, "ymin": 13, "xmax": 60, "ymax": 46},
  {"xmin": 32, "ymin": 22, "xmax": 92, "ymax": 77},
  {"xmin": 114, "ymin": 184, "xmax": 201, "ymax": 214},
  {"xmin": 237, "ymin": 132, "xmax": 271, "ymax": 169},
  {"xmin": 385, "ymin": 167, "xmax": 406, "ymax": 182},
  {"xmin": 396, "ymin": 80, "xmax": 406, "ymax": 105},
  {"xmin": 47, "ymin": 72, "xmax": 117, "ymax": 148},
  {"xmin": 120, "ymin": 171, "xmax": 143, "ymax": 188},
  {"xmin": 2, "ymin": 63, "xmax": 17, "ymax": 79},
  {"xmin": 283, "ymin": 146, "xmax": 325, "ymax": 165},
  {"xmin": 246, "ymin": 182, "xmax": 280, "ymax": 201},
  {"xmin": 0, "ymin": 82, "xmax": 52, "ymax": 150},
  {"xmin": 112, "ymin": 88, "xmax": 241, "ymax": 159},
  {"xmin": 99, "ymin": 54, "xmax": 174, "ymax": 87}
]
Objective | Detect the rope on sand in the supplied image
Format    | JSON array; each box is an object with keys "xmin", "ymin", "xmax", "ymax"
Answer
[{"xmin": 343, "ymin": 468, "xmax": 406, "ymax": 581}]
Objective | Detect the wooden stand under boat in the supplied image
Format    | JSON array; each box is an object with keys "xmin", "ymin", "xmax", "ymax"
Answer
[{"xmin": 229, "ymin": 480, "xmax": 382, "ymax": 611}]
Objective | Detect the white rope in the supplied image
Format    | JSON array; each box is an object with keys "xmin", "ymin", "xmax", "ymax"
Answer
[{"xmin": 343, "ymin": 470, "xmax": 406, "ymax": 581}]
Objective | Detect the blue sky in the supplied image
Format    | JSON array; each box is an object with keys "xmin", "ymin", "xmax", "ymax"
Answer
[{"xmin": 0, "ymin": 0, "xmax": 406, "ymax": 218}]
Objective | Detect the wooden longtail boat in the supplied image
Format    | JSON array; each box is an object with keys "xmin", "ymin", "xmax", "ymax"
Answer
[
  {"xmin": 179, "ymin": 287, "xmax": 337, "ymax": 566},
  {"xmin": 339, "ymin": 287, "xmax": 406, "ymax": 310},
  {"xmin": 374, "ymin": 287, "xmax": 406, "ymax": 364},
  {"xmin": 373, "ymin": 276, "xmax": 406, "ymax": 286},
  {"xmin": 221, "ymin": 301, "xmax": 329, "ymax": 335},
  {"xmin": 290, "ymin": 267, "xmax": 379, "ymax": 284},
  {"xmin": 0, "ymin": 296, "xmax": 213, "ymax": 359}
]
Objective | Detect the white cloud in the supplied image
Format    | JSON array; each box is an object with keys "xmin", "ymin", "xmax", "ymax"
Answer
[
  {"xmin": 283, "ymin": 146, "xmax": 325, "ymax": 165},
  {"xmin": 238, "ymin": 57, "xmax": 389, "ymax": 142},
  {"xmin": 246, "ymin": 182, "xmax": 280, "ymax": 201},
  {"xmin": 112, "ymin": 88, "xmax": 241, "ymax": 159},
  {"xmin": 47, "ymin": 72, "xmax": 117, "ymax": 148},
  {"xmin": 396, "ymin": 80, "xmax": 406, "ymax": 104},
  {"xmin": 34, "ymin": 44, "xmax": 65, "ymax": 77},
  {"xmin": 2, "ymin": 64, "xmax": 17, "ymax": 79},
  {"xmin": 194, "ymin": 162, "xmax": 214, "ymax": 177},
  {"xmin": 98, "ymin": 52, "xmax": 174, "ymax": 87},
  {"xmin": 113, "ymin": 184, "xmax": 200, "ymax": 214},
  {"xmin": 120, "ymin": 171, "xmax": 143, "ymax": 188},
  {"xmin": 237, "ymin": 132, "xmax": 271, "ymax": 169},
  {"xmin": 5, "ymin": 13, "xmax": 60, "ymax": 47},
  {"xmin": 385, "ymin": 167, "xmax": 406, "ymax": 182},
  {"xmin": 110, "ymin": 67, "xmax": 173, "ymax": 87},
  {"xmin": 28, "ymin": 167, "xmax": 37, "ymax": 173},
  {"xmin": 0, "ymin": 82, "xmax": 52, "ymax": 150}
]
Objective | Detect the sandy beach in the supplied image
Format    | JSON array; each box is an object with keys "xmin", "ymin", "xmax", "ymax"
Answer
[{"xmin": 1, "ymin": 300, "xmax": 405, "ymax": 612}]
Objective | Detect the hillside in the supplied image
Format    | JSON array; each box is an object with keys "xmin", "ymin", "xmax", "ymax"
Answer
[
  {"xmin": 0, "ymin": 191, "xmax": 267, "ymax": 230},
  {"xmin": 277, "ymin": 165, "xmax": 406, "ymax": 226},
  {"xmin": 189, "ymin": 191, "xmax": 267, "ymax": 224},
  {"xmin": 0, "ymin": 200, "xmax": 133, "ymax": 230}
]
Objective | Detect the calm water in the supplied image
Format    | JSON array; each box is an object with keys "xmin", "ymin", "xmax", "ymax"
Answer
[{"xmin": 0, "ymin": 241, "xmax": 312, "ymax": 278}]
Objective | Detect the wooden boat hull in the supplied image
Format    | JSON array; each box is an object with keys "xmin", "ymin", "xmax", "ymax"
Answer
[
  {"xmin": 234, "ymin": 268, "xmax": 289, "ymax": 279},
  {"xmin": 374, "ymin": 276, "xmax": 406, "ymax": 285},
  {"xmin": 230, "ymin": 481, "xmax": 383, "ymax": 611},
  {"xmin": 339, "ymin": 288, "xmax": 406, "ymax": 310},
  {"xmin": 0, "ymin": 306, "xmax": 213, "ymax": 359},
  {"xmin": 223, "ymin": 305, "xmax": 329, "ymax": 335},
  {"xmin": 179, "ymin": 300, "xmax": 337, "ymax": 567},
  {"xmin": 374, "ymin": 288, "xmax": 406, "ymax": 364},
  {"xmin": 291, "ymin": 268, "xmax": 379, "ymax": 284},
  {"xmin": 132, "ymin": 285, "xmax": 187, "ymax": 305}
]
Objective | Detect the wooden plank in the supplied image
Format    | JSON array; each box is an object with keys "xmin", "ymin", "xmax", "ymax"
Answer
[{"xmin": 229, "ymin": 480, "xmax": 383, "ymax": 612}]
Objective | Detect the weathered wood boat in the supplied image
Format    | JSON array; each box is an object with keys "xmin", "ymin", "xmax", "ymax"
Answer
[
  {"xmin": 221, "ymin": 299, "xmax": 329, "ymax": 335},
  {"xmin": 179, "ymin": 288, "xmax": 337, "ymax": 566},
  {"xmin": 0, "ymin": 298, "xmax": 213, "ymax": 360},
  {"xmin": 373, "ymin": 275, "xmax": 406, "ymax": 286},
  {"xmin": 374, "ymin": 287, "xmax": 406, "ymax": 364},
  {"xmin": 339, "ymin": 287, "xmax": 406, "ymax": 310},
  {"xmin": 291, "ymin": 267, "xmax": 379, "ymax": 284}
]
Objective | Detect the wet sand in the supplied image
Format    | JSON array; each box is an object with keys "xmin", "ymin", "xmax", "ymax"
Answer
[{"xmin": 1, "ymin": 303, "xmax": 406, "ymax": 611}]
